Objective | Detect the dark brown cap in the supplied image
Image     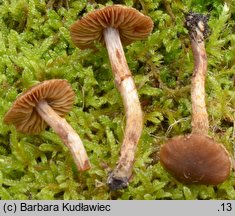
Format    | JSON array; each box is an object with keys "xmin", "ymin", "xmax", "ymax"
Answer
[
  {"xmin": 4, "ymin": 79, "xmax": 75, "ymax": 134},
  {"xmin": 160, "ymin": 134, "xmax": 231, "ymax": 185},
  {"xmin": 70, "ymin": 5, "xmax": 153, "ymax": 49}
]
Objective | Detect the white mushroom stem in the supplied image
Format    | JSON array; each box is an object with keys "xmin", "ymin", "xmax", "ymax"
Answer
[
  {"xmin": 190, "ymin": 26, "xmax": 209, "ymax": 136},
  {"xmin": 104, "ymin": 27, "xmax": 143, "ymax": 189},
  {"xmin": 36, "ymin": 100, "xmax": 91, "ymax": 171}
]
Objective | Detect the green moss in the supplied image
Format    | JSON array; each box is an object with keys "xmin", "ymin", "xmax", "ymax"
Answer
[{"xmin": 0, "ymin": 0, "xmax": 234, "ymax": 200}]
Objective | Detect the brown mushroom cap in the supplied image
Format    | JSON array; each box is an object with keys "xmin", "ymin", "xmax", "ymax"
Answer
[
  {"xmin": 160, "ymin": 134, "xmax": 231, "ymax": 185},
  {"xmin": 4, "ymin": 79, "xmax": 75, "ymax": 134},
  {"xmin": 70, "ymin": 5, "xmax": 154, "ymax": 49}
]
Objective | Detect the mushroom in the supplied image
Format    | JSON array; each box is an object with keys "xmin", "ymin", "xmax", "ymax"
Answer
[
  {"xmin": 160, "ymin": 12, "xmax": 231, "ymax": 185},
  {"xmin": 70, "ymin": 5, "xmax": 153, "ymax": 190},
  {"xmin": 4, "ymin": 79, "xmax": 91, "ymax": 171}
]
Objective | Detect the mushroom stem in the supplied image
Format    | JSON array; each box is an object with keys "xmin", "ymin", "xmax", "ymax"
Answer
[
  {"xmin": 36, "ymin": 100, "xmax": 91, "ymax": 171},
  {"xmin": 190, "ymin": 23, "xmax": 209, "ymax": 135},
  {"xmin": 104, "ymin": 27, "xmax": 132, "ymax": 84},
  {"xmin": 104, "ymin": 27, "xmax": 143, "ymax": 190}
]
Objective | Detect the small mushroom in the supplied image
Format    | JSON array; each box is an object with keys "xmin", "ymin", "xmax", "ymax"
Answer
[
  {"xmin": 4, "ymin": 79, "xmax": 91, "ymax": 171},
  {"xmin": 70, "ymin": 5, "xmax": 153, "ymax": 190},
  {"xmin": 160, "ymin": 12, "xmax": 231, "ymax": 185}
]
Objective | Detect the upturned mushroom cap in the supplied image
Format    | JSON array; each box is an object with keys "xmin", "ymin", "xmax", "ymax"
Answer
[
  {"xmin": 4, "ymin": 79, "xmax": 75, "ymax": 134},
  {"xmin": 160, "ymin": 134, "xmax": 231, "ymax": 185},
  {"xmin": 70, "ymin": 5, "xmax": 154, "ymax": 49}
]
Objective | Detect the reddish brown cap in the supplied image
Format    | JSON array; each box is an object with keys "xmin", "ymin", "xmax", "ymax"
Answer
[
  {"xmin": 160, "ymin": 134, "xmax": 231, "ymax": 185},
  {"xmin": 70, "ymin": 5, "xmax": 153, "ymax": 49},
  {"xmin": 4, "ymin": 79, "xmax": 75, "ymax": 134}
]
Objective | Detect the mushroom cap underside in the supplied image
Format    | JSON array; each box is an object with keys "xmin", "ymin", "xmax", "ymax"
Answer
[
  {"xmin": 160, "ymin": 133, "xmax": 231, "ymax": 185},
  {"xmin": 70, "ymin": 4, "xmax": 153, "ymax": 49},
  {"xmin": 4, "ymin": 79, "xmax": 75, "ymax": 134}
]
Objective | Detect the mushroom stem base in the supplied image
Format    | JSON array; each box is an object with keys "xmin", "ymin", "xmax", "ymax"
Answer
[
  {"xmin": 36, "ymin": 100, "xmax": 91, "ymax": 171},
  {"xmin": 107, "ymin": 77, "xmax": 143, "ymax": 190}
]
